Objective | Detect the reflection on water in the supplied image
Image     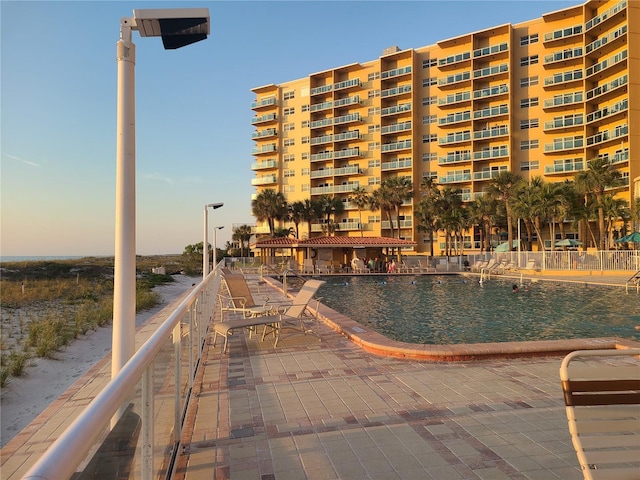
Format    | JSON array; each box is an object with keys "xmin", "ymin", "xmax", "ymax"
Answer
[{"xmin": 318, "ymin": 275, "xmax": 640, "ymax": 344}]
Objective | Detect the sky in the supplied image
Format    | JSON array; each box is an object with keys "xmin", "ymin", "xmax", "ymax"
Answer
[{"xmin": 1, "ymin": 0, "xmax": 577, "ymax": 257}]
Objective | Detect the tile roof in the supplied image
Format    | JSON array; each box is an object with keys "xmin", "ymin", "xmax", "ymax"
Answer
[{"xmin": 254, "ymin": 236, "xmax": 416, "ymax": 248}]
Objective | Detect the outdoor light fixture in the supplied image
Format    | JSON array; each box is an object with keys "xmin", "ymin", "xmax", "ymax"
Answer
[
  {"xmin": 112, "ymin": 8, "xmax": 210, "ymax": 390},
  {"xmin": 203, "ymin": 202, "xmax": 224, "ymax": 279}
]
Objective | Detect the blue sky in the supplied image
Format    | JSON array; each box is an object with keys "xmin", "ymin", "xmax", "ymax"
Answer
[{"xmin": 1, "ymin": 0, "xmax": 576, "ymax": 256}]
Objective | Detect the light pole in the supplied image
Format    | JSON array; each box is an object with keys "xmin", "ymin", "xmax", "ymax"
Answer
[
  {"xmin": 213, "ymin": 226, "xmax": 225, "ymax": 269},
  {"xmin": 112, "ymin": 8, "xmax": 209, "ymax": 384},
  {"xmin": 203, "ymin": 202, "xmax": 224, "ymax": 279}
]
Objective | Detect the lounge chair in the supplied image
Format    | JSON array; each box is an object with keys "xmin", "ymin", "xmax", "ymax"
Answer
[
  {"xmin": 417, "ymin": 259, "xmax": 436, "ymax": 273},
  {"xmin": 351, "ymin": 258, "xmax": 369, "ymax": 273},
  {"xmin": 302, "ymin": 258, "xmax": 315, "ymax": 274},
  {"xmin": 218, "ymin": 273, "xmax": 274, "ymax": 318},
  {"xmin": 559, "ymin": 349, "xmax": 640, "ymax": 480},
  {"xmin": 213, "ymin": 279, "xmax": 326, "ymax": 353},
  {"xmin": 471, "ymin": 260, "xmax": 487, "ymax": 272}
]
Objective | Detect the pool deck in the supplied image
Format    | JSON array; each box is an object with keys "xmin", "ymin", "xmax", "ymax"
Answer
[{"xmin": 2, "ymin": 271, "xmax": 639, "ymax": 479}]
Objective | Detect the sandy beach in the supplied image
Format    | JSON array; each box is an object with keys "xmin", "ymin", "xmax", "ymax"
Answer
[{"xmin": 0, "ymin": 274, "xmax": 198, "ymax": 447}]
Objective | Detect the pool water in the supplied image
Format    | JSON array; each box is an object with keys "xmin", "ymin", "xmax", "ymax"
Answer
[{"xmin": 317, "ymin": 275, "xmax": 640, "ymax": 344}]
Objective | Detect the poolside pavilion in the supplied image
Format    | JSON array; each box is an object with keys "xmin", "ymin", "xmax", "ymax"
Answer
[{"xmin": 252, "ymin": 235, "xmax": 417, "ymax": 271}]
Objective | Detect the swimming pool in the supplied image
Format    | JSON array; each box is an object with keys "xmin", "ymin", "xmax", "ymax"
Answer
[{"xmin": 317, "ymin": 275, "xmax": 640, "ymax": 344}]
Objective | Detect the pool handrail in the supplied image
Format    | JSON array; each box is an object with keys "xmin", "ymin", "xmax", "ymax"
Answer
[{"xmin": 22, "ymin": 270, "xmax": 221, "ymax": 480}]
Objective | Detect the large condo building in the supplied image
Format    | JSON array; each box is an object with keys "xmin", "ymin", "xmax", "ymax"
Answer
[{"xmin": 250, "ymin": 0, "xmax": 638, "ymax": 254}]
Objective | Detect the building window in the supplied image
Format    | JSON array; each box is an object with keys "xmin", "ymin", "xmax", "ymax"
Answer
[
  {"xmin": 301, "ymin": 152, "xmax": 309, "ymax": 161},
  {"xmin": 422, "ymin": 77, "xmax": 437, "ymax": 87},
  {"xmin": 422, "ymin": 115, "xmax": 437, "ymax": 125},
  {"xmin": 422, "ymin": 152, "xmax": 437, "ymax": 161},
  {"xmin": 283, "ymin": 123, "xmax": 295, "ymax": 131},
  {"xmin": 520, "ymin": 97, "xmax": 539, "ymax": 108},
  {"xmin": 422, "ymin": 96, "xmax": 437, "ymax": 106},
  {"xmin": 301, "ymin": 104, "xmax": 310, "ymax": 112},
  {"xmin": 368, "ymin": 142, "xmax": 380, "ymax": 150},
  {"xmin": 368, "ymin": 177, "xmax": 381, "ymax": 186},
  {"xmin": 283, "ymin": 107, "xmax": 295, "ymax": 116},
  {"xmin": 520, "ymin": 33, "xmax": 538, "ymax": 46},
  {"xmin": 422, "ymin": 133, "xmax": 437, "ymax": 143},
  {"xmin": 302, "ymin": 184, "xmax": 310, "ymax": 192},
  {"xmin": 520, "ymin": 118, "xmax": 539, "ymax": 129},
  {"xmin": 368, "ymin": 124, "xmax": 380, "ymax": 133},
  {"xmin": 283, "ymin": 91, "xmax": 295, "ymax": 100},
  {"xmin": 368, "ymin": 159, "xmax": 380, "ymax": 168},
  {"xmin": 283, "ymin": 185, "xmax": 295, "ymax": 193},
  {"xmin": 283, "ymin": 154, "xmax": 294, "ymax": 162},
  {"xmin": 520, "ymin": 160, "xmax": 539, "ymax": 171},
  {"xmin": 520, "ymin": 139, "xmax": 539, "ymax": 150},
  {"xmin": 301, "ymin": 136, "xmax": 310, "ymax": 144},
  {"xmin": 368, "ymin": 107, "xmax": 381, "ymax": 116},
  {"xmin": 301, "ymin": 120, "xmax": 310, "ymax": 128},
  {"xmin": 284, "ymin": 139, "xmax": 295, "ymax": 147},
  {"xmin": 301, "ymin": 168, "xmax": 310, "ymax": 176},
  {"xmin": 422, "ymin": 171, "xmax": 437, "ymax": 180},
  {"xmin": 368, "ymin": 89, "xmax": 380, "ymax": 98},
  {"xmin": 284, "ymin": 169, "xmax": 295, "ymax": 177},
  {"xmin": 520, "ymin": 76, "xmax": 539, "ymax": 87},
  {"xmin": 422, "ymin": 58, "xmax": 437, "ymax": 69},
  {"xmin": 368, "ymin": 215, "xmax": 381, "ymax": 223},
  {"xmin": 368, "ymin": 72, "xmax": 380, "ymax": 81},
  {"xmin": 520, "ymin": 55, "xmax": 539, "ymax": 66}
]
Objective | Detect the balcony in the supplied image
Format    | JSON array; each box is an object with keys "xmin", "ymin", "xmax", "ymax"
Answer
[
  {"xmin": 544, "ymin": 158, "xmax": 584, "ymax": 174},
  {"xmin": 381, "ymin": 65, "xmax": 412, "ymax": 80},
  {"xmin": 334, "ymin": 78, "xmax": 360, "ymax": 91},
  {"xmin": 586, "ymin": 74, "xmax": 627, "ymax": 101},
  {"xmin": 251, "ymin": 128, "xmax": 277, "ymax": 139},
  {"xmin": 473, "ymin": 169, "xmax": 505, "ymax": 181},
  {"xmin": 586, "ymin": 98, "xmax": 628, "ymax": 125},
  {"xmin": 544, "ymin": 136, "xmax": 584, "ymax": 152},
  {"xmin": 438, "ymin": 71, "xmax": 471, "ymax": 87},
  {"xmin": 251, "ymin": 144, "xmax": 277, "ymax": 155},
  {"xmin": 439, "ymin": 131, "xmax": 471, "ymax": 146},
  {"xmin": 473, "ymin": 104, "xmax": 508, "ymax": 120},
  {"xmin": 311, "ymin": 130, "xmax": 360, "ymax": 146},
  {"xmin": 381, "ymin": 158, "xmax": 412, "ymax": 171},
  {"xmin": 310, "ymin": 118, "xmax": 333, "ymax": 129},
  {"xmin": 251, "ymin": 174, "xmax": 277, "ymax": 186},
  {"xmin": 473, "ymin": 147, "xmax": 508, "ymax": 160},
  {"xmin": 251, "ymin": 159, "xmax": 278, "ymax": 170},
  {"xmin": 311, "ymin": 165, "xmax": 360, "ymax": 178},
  {"xmin": 381, "ymin": 219, "xmax": 413, "ymax": 229},
  {"xmin": 472, "ymin": 63, "xmax": 508, "ymax": 80},
  {"xmin": 251, "ymin": 97, "xmax": 277, "ymax": 110},
  {"xmin": 334, "ymin": 113, "xmax": 362, "ymax": 125},
  {"xmin": 334, "ymin": 95, "xmax": 360, "ymax": 108},
  {"xmin": 439, "ymin": 111, "xmax": 471, "ymax": 126},
  {"xmin": 473, "ymin": 84, "xmax": 508, "ymax": 100},
  {"xmin": 544, "ymin": 69, "xmax": 583, "ymax": 87},
  {"xmin": 439, "ymin": 91, "xmax": 472, "ymax": 106},
  {"xmin": 585, "ymin": 0, "xmax": 626, "ymax": 32},
  {"xmin": 473, "ymin": 42, "xmax": 508, "ymax": 59},
  {"xmin": 610, "ymin": 149, "xmax": 629, "ymax": 165},
  {"xmin": 585, "ymin": 124, "xmax": 628, "ymax": 147},
  {"xmin": 381, "ymin": 139, "xmax": 412, "ymax": 153},
  {"xmin": 585, "ymin": 25, "xmax": 627, "ymax": 55},
  {"xmin": 439, "ymin": 152, "xmax": 472, "ymax": 165},
  {"xmin": 334, "ymin": 148, "xmax": 362, "ymax": 159},
  {"xmin": 543, "ymin": 24, "xmax": 582, "ymax": 44},
  {"xmin": 585, "ymin": 49, "xmax": 627, "ymax": 78},
  {"xmin": 381, "ymin": 103, "xmax": 412, "ymax": 117},
  {"xmin": 473, "ymin": 125, "xmax": 508, "ymax": 140},
  {"xmin": 338, "ymin": 220, "xmax": 362, "ymax": 231},
  {"xmin": 439, "ymin": 172, "xmax": 472, "ymax": 184},
  {"xmin": 251, "ymin": 113, "xmax": 277, "ymax": 125},
  {"xmin": 310, "ymin": 151, "xmax": 334, "ymax": 162},
  {"xmin": 310, "ymin": 84, "xmax": 332, "ymax": 96},
  {"xmin": 381, "ymin": 85, "xmax": 412, "ymax": 98},
  {"xmin": 381, "ymin": 121, "xmax": 412, "ymax": 135},
  {"xmin": 310, "ymin": 101, "xmax": 332, "ymax": 112},
  {"xmin": 544, "ymin": 115, "xmax": 584, "ymax": 131},
  {"xmin": 544, "ymin": 47, "xmax": 583, "ymax": 65},
  {"xmin": 334, "ymin": 182, "xmax": 360, "ymax": 193},
  {"xmin": 543, "ymin": 91, "xmax": 584, "ymax": 109},
  {"xmin": 438, "ymin": 51, "xmax": 471, "ymax": 67}
]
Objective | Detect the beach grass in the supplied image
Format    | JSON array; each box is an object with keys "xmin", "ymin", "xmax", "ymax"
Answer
[{"xmin": 0, "ymin": 255, "xmax": 188, "ymax": 387}]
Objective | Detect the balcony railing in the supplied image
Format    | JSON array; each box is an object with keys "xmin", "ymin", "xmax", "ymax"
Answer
[
  {"xmin": 251, "ymin": 175, "xmax": 278, "ymax": 185},
  {"xmin": 381, "ymin": 85, "xmax": 412, "ymax": 98},
  {"xmin": 439, "ymin": 91, "xmax": 472, "ymax": 106},
  {"xmin": 439, "ymin": 131, "xmax": 471, "ymax": 146},
  {"xmin": 473, "ymin": 104, "xmax": 508, "ymax": 119},
  {"xmin": 334, "ymin": 95, "xmax": 360, "ymax": 108},
  {"xmin": 586, "ymin": 98, "xmax": 628, "ymax": 124},
  {"xmin": 334, "ymin": 148, "xmax": 362, "ymax": 159},
  {"xmin": 585, "ymin": 74, "xmax": 627, "ymax": 100},
  {"xmin": 381, "ymin": 158, "xmax": 412, "ymax": 170},
  {"xmin": 381, "ymin": 103, "xmax": 411, "ymax": 116},
  {"xmin": 439, "ymin": 152, "xmax": 472, "ymax": 165},
  {"xmin": 251, "ymin": 113, "xmax": 277, "ymax": 124},
  {"xmin": 544, "ymin": 136, "xmax": 584, "ymax": 152},
  {"xmin": 381, "ymin": 65, "xmax": 412, "ymax": 79},
  {"xmin": 473, "ymin": 169, "xmax": 504, "ymax": 180},
  {"xmin": 251, "ymin": 159, "xmax": 278, "ymax": 170},
  {"xmin": 439, "ymin": 172, "xmax": 472, "ymax": 184},
  {"xmin": 585, "ymin": 124, "xmax": 628, "ymax": 147},
  {"xmin": 545, "ymin": 159, "xmax": 584, "ymax": 174},
  {"xmin": 251, "ymin": 144, "xmax": 277, "ymax": 155},
  {"xmin": 334, "ymin": 113, "xmax": 362, "ymax": 125},
  {"xmin": 544, "ymin": 115, "xmax": 584, "ymax": 130},
  {"xmin": 381, "ymin": 219, "xmax": 413, "ymax": 229},
  {"xmin": 473, "ymin": 84, "xmax": 508, "ymax": 99},
  {"xmin": 585, "ymin": 0, "xmax": 626, "ymax": 31},
  {"xmin": 439, "ymin": 51, "xmax": 471, "ymax": 67},
  {"xmin": 311, "ymin": 165, "xmax": 360, "ymax": 178},
  {"xmin": 472, "ymin": 63, "xmax": 508, "ymax": 79},
  {"xmin": 585, "ymin": 49, "xmax": 627, "ymax": 77},
  {"xmin": 439, "ymin": 111, "xmax": 471, "ymax": 126},
  {"xmin": 334, "ymin": 78, "xmax": 360, "ymax": 90},
  {"xmin": 473, "ymin": 125, "xmax": 508, "ymax": 140},
  {"xmin": 543, "ymin": 24, "xmax": 582, "ymax": 43},
  {"xmin": 310, "ymin": 101, "xmax": 332, "ymax": 112},
  {"xmin": 473, "ymin": 42, "xmax": 508, "ymax": 58},
  {"xmin": 251, "ymin": 97, "xmax": 277, "ymax": 109},
  {"xmin": 473, "ymin": 147, "xmax": 508, "ymax": 160},
  {"xmin": 310, "ymin": 84, "xmax": 332, "ymax": 96},
  {"xmin": 252, "ymin": 128, "xmax": 277, "ymax": 139},
  {"xmin": 381, "ymin": 139, "xmax": 412, "ymax": 152},
  {"xmin": 585, "ymin": 25, "xmax": 627, "ymax": 54},
  {"xmin": 438, "ymin": 71, "xmax": 471, "ymax": 86},
  {"xmin": 381, "ymin": 121, "xmax": 412, "ymax": 134},
  {"xmin": 544, "ymin": 69, "xmax": 583, "ymax": 87},
  {"xmin": 544, "ymin": 91, "xmax": 584, "ymax": 108},
  {"xmin": 544, "ymin": 47, "xmax": 583, "ymax": 64}
]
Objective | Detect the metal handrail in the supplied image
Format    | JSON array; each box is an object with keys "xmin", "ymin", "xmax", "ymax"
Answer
[
  {"xmin": 626, "ymin": 270, "xmax": 640, "ymax": 293},
  {"xmin": 282, "ymin": 268, "xmax": 308, "ymax": 295},
  {"xmin": 23, "ymin": 271, "xmax": 221, "ymax": 480}
]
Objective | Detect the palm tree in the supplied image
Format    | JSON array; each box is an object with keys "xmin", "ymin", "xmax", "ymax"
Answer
[
  {"xmin": 575, "ymin": 158, "xmax": 622, "ymax": 250},
  {"xmin": 487, "ymin": 171, "xmax": 524, "ymax": 251},
  {"xmin": 317, "ymin": 195, "xmax": 344, "ymax": 236},
  {"xmin": 370, "ymin": 187, "xmax": 395, "ymax": 238},
  {"xmin": 349, "ymin": 186, "xmax": 370, "ymax": 237},
  {"xmin": 301, "ymin": 199, "xmax": 322, "ymax": 239},
  {"xmin": 381, "ymin": 176, "xmax": 413, "ymax": 239},
  {"xmin": 416, "ymin": 177, "xmax": 440, "ymax": 256},
  {"xmin": 469, "ymin": 194, "xmax": 498, "ymax": 252},
  {"xmin": 288, "ymin": 201, "xmax": 305, "ymax": 239},
  {"xmin": 232, "ymin": 225, "xmax": 253, "ymax": 257},
  {"xmin": 436, "ymin": 187, "xmax": 464, "ymax": 256},
  {"xmin": 251, "ymin": 189, "xmax": 288, "ymax": 236},
  {"xmin": 601, "ymin": 195, "xmax": 629, "ymax": 249}
]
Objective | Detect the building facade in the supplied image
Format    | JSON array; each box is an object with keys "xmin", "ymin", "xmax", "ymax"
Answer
[{"xmin": 250, "ymin": 0, "xmax": 638, "ymax": 253}]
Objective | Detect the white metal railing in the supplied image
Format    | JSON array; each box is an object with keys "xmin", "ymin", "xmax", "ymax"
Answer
[{"xmin": 23, "ymin": 269, "xmax": 222, "ymax": 480}]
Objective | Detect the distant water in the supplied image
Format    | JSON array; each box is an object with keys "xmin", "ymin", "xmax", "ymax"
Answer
[{"xmin": 0, "ymin": 256, "xmax": 89, "ymax": 263}]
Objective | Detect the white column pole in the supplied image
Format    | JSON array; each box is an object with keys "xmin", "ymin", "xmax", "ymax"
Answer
[
  {"xmin": 203, "ymin": 205, "xmax": 209, "ymax": 280},
  {"xmin": 112, "ymin": 19, "xmax": 136, "ymax": 384}
]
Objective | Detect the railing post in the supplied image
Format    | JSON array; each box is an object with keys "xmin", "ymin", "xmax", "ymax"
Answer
[
  {"xmin": 189, "ymin": 305, "xmax": 194, "ymax": 391},
  {"xmin": 142, "ymin": 364, "xmax": 154, "ymax": 480},
  {"xmin": 173, "ymin": 322, "xmax": 182, "ymax": 443}
]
